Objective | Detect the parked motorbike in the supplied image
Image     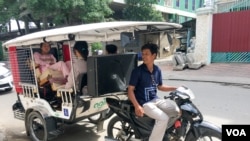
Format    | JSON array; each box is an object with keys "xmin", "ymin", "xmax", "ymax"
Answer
[{"xmin": 105, "ymin": 86, "xmax": 222, "ymax": 141}]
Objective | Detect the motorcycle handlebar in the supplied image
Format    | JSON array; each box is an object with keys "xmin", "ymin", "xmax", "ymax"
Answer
[
  {"xmin": 164, "ymin": 95, "xmax": 171, "ymax": 99},
  {"xmin": 164, "ymin": 91, "xmax": 176, "ymax": 99}
]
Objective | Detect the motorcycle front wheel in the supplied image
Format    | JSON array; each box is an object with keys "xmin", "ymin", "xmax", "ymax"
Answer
[
  {"xmin": 185, "ymin": 126, "xmax": 221, "ymax": 141},
  {"xmin": 107, "ymin": 116, "xmax": 136, "ymax": 141}
]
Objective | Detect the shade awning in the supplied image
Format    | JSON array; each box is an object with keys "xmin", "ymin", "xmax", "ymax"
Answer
[{"xmin": 3, "ymin": 21, "xmax": 182, "ymax": 48}]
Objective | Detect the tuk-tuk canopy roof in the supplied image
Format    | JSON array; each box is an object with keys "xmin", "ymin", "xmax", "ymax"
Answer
[{"xmin": 3, "ymin": 21, "xmax": 182, "ymax": 48}]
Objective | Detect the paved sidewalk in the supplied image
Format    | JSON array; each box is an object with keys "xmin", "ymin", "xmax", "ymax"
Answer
[{"xmin": 155, "ymin": 58, "xmax": 250, "ymax": 85}]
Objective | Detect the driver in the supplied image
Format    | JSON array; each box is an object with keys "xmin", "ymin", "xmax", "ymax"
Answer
[{"xmin": 127, "ymin": 43, "xmax": 181, "ymax": 141}]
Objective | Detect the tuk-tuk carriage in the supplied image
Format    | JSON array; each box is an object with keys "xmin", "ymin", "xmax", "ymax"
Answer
[{"xmin": 3, "ymin": 21, "xmax": 182, "ymax": 141}]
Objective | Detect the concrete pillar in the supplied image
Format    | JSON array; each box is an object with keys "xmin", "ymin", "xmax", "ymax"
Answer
[{"xmin": 195, "ymin": 7, "xmax": 214, "ymax": 65}]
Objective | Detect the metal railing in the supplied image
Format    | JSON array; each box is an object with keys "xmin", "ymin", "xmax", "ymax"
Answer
[{"xmin": 216, "ymin": 0, "xmax": 250, "ymax": 13}]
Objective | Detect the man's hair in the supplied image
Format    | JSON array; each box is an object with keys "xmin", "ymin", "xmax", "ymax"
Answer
[
  {"xmin": 141, "ymin": 43, "xmax": 158, "ymax": 55},
  {"xmin": 106, "ymin": 44, "xmax": 117, "ymax": 54}
]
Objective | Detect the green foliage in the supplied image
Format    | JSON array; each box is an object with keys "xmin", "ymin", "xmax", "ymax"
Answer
[
  {"xmin": 81, "ymin": 0, "xmax": 114, "ymax": 23},
  {"xmin": 0, "ymin": 0, "xmax": 114, "ymax": 32},
  {"xmin": 91, "ymin": 42, "xmax": 103, "ymax": 52},
  {"xmin": 25, "ymin": 0, "xmax": 114, "ymax": 26},
  {"xmin": 123, "ymin": 0, "xmax": 164, "ymax": 21},
  {"xmin": 0, "ymin": 0, "xmax": 20, "ymax": 25}
]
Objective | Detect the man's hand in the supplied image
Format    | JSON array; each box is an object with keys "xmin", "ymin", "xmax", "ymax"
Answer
[{"xmin": 135, "ymin": 105, "xmax": 144, "ymax": 117}]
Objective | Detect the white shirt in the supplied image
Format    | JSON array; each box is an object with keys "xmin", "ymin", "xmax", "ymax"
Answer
[{"xmin": 65, "ymin": 58, "xmax": 87, "ymax": 89}]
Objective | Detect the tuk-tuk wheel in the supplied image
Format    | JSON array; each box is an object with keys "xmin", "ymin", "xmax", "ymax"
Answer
[{"xmin": 27, "ymin": 111, "xmax": 48, "ymax": 141}]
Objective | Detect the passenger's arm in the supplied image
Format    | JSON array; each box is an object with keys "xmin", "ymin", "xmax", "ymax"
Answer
[
  {"xmin": 50, "ymin": 54, "xmax": 56, "ymax": 65},
  {"xmin": 128, "ymin": 85, "xmax": 144, "ymax": 117},
  {"xmin": 158, "ymin": 85, "xmax": 177, "ymax": 92},
  {"xmin": 157, "ymin": 69, "xmax": 177, "ymax": 92}
]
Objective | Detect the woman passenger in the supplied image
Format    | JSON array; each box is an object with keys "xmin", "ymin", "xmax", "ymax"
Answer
[
  {"xmin": 34, "ymin": 42, "xmax": 70, "ymax": 78},
  {"xmin": 64, "ymin": 41, "xmax": 89, "ymax": 92}
]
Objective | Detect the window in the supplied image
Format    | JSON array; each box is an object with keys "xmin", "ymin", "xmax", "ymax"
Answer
[
  {"xmin": 192, "ymin": 0, "xmax": 195, "ymax": 10},
  {"xmin": 185, "ymin": 17, "xmax": 188, "ymax": 22},
  {"xmin": 199, "ymin": 0, "xmax": 203, "ymax": 7},
  {"xmin": 176, "ymin": 0, "xmax": 179, "ymax": 7},
  {"xmin": 165, "ymin": 0, "xmax": 172, "ymax": 6},
  {"xmin": 185, "ymin": 0, "xmax": 188, "ymax": 9}
]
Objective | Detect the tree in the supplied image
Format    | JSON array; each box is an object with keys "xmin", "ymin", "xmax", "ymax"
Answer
[
  {"xmin": 0, "ymin": 0, "xmax": 21, "ymax": 33},
  {"xmin": 91, "ymin": 42, "xmax": 103, "ymax": 53},
  {"xmin": 123, "ymin": 0, "xmax": 164, "ymax": 21},
  {"xmin": 0, "ymin": 0, "xmax": 114, "ymax": 38},
  {"xmin": 24, "ymin": 0, "xmax": 114, "ymax": 29}
]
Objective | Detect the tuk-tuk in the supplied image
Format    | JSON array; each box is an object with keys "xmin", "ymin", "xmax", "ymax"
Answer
[{"xmin": 3, "ymin": 21, "xmax": 182, "ymax": 141}]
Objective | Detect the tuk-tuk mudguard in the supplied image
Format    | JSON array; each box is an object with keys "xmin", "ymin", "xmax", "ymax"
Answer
[{"xmin": 25, "ymin": 106, "xmax": 53, "ymax": 119}]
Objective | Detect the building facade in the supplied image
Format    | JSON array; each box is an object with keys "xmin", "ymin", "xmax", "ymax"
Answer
[
  {"xmin": 156, "ymin": 0, "xmax": 204, "ymax": 23},
  {"xmin": 111, "ymin": 0, "xmax": 204, "ymax": 23}
]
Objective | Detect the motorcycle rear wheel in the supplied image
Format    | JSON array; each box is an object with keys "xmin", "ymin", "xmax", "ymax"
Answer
[
  {"xmin": 185, "ymin": 126, "xmax": 221, "ymax": 141},
  {"xmin": 107, "ymin": 116, "xmax": 136, "ymax": 141}
]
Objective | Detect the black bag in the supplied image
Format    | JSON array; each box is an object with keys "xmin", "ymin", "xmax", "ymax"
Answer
[{"xmin": 39, "ymin": 83, "xmax": 56, "ymax": 101}]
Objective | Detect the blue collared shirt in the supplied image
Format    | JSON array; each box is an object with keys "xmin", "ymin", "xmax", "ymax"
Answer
[{"xmin": 129, "ymin": 63, "xmax": 163, "ymax": 106}]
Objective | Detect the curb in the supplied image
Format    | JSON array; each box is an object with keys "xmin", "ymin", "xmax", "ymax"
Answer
[
  {"xmin": 155, "ymin": 57, "xmax": 250, "ymax": 85},
  {"xmin": 167, "ymin": 78, "xmax": 250, "ymax": 86},
  {"xmin": 164, "ymin": 73, "xmax": 250, "ymax": 86}
]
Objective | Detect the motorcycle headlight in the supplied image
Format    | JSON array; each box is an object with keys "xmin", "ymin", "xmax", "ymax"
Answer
[{"xmin": 176, "ymin": 86, "xmax": 195, "ymax": 100}]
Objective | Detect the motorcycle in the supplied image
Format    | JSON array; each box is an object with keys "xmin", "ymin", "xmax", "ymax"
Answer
[{"xmin": 105, "ymin": 86, "xmax": 222, "ymax": 141}]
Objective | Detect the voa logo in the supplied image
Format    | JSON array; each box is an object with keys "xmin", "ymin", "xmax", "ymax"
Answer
[{"xmin": 226, "ymin": 129, "xmax": 246, "ymax": 136}]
